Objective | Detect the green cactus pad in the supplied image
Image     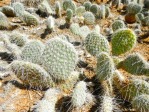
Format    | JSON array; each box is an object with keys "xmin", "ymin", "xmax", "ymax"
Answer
[
  {"xmin": 99, "ymin": 5, "xmax": 110, "ymax": 19},
  {"xmin": 90, "ymin": 4, "xmax": 99, "ymax": 16},
  {"xmin": 85, "ymin": 32, "xmax": 110, "ymax": 56},
  {"xmin": 83, "ymin": 11, "xmax": 95, "ymax": 25},
  {"xmin": 79, "ymin": 25, "xmax": 90, "ymax": 40},
  {"xmin": 135, "ymin": 13, "xmax": 144, "ymax": 23},
  {"xmin": 9, "ymin": 60, "xmax": 54, "ymax": 88},
  {"xmin": 112, "ymin": 20, "xmax": 125, "ymax": 31},
  {"xmin": 41, "ymin": 38, "xmax": 78, "ymax": 80},
  {"xmin": 9, "ymin": 32, "xmax": 28, "ymax": 47},
  {"xmin": 83, "ymin": 1, "xmax": 91, "ymax": 11},
  {"xmin": 55, "ymin": 71, "xmax": 79, "ymax": 93},
  {"xmin": 38, "ymin": 0, "xmax": 54, "ymax": 16},
  {"xmin": 21, "ymin": 11, "xmax": 39, "ymax": 26},
  {"xmin": 127, "ymin": 3, "xmax": 142, "ymax": 14},
  {"xmin": 65, "ymin": 9, "xmax": 73, "ymax": 24},
  {"xmin": 21, "ymin": 40, "xmax": 45, "ymax": 64},
  {"xmin": 46, "ymin": 16, "xmax": 55, "ymax": 31},
  {"xmin": 120, "ymin": 53, "xmax": 149, "ymax": 75},
  {"xmin": 132, "ymin": 94, "xmax": 149, "ymax": 112},
  {"xmin": 71, "ymin": 81, "xmax": 87, "ymax": 107},
  {"xmin": 76, "ymin": 6, "xmax": 86, "ymax": 16},
  {"xmin": 2, "ymin": 6, "xmax": 16, "ymax": 17},
  {"xmin": 55, "ymin": 1, "xmax": 61, "ymax": 17},
  {"xmin": 115, "ymin": 78, "xmax": 149, "ymax": 101},
  {"xmin": 70, "ymin": 23, "xmax": 80, "ymax": 35},
  {"xmin": 96, "ymin": 52, "xmax": 115, "ymax": 81},
  {"xmin": 112, "ymin": 29, "xmax": 137, "ymax": 56},
  {"xmin": 0, "ymin": 12, "xmax": 10, "ymax": 30},
  {"xmin": 63, "ymin": 0, "xmax": 76, "ymax": 13},
  {"xmin": 12, "ymin": 2, "xmax": 25, "ymax": 17},
  {"xmin": 101, "ymin": 96, "xmax": 113, "ymax": 112},
  {"xmin": 142, "ymin": 16, "xmax": 149, "ymax": 26}
]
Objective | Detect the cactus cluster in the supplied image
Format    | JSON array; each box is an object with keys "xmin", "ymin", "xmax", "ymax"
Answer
[
  {"xmin": 0, "ymin": 0, "xmax": 149, "ymax": 111},
  {"xmin": 125, "ymin": 3, "xmax": 142, "ymax": 23}
]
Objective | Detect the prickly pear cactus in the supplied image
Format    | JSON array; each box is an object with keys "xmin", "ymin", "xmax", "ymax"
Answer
[
  {"xmin": 55, "ymin": 1, "xmax": 61, "ymax": 17},
  {"xmin": 144, "ymin": 0, "xmax": 149, "ymax": 9},
  {"xmin": 99, "ymin": 4, "xmax": 110, "ymax": 19},
  {"xmin": 76, "ymin": 6, "xmax": 86, "ymax": 16},
  {"xmin": 56, "ymin": 71, "xmax": 79, "ymax": 93},
  {"xmin": 41, "ymin": 38, "xmax": 78, "ymax": 81},
  {"xmin": 22, "ymin": 0, "xmax": 44, "ymax": 8},
  {"xmin": 83, "ymin": 1, "xmax": 92, "ymax": 11},
  {"xmin": 9, "ymin": 31, "xmax": 28, "ymax": 47},
  {"xmin": 2, "ymin": 6, "xmax": 16, "ymax": 17},
  {"xmin": 9, "ymin": 60, "xmax": 54, "ymax": 88},
  {"xmin": 114, "ymin": 78, "xmax": 149, "ymax": 101},
  {"xmin": 21, "ymin": 11, "xmax": 39, "ymax": 26},
  {"xmin": 46, "ymin": 16, "xmax": 55, "ymax": 31},
  {"xmin": 0, "ymin": 12, "xmax": 10, "ymax": 30},
  {"xmin": 21, "ymin": 40, "xmax": 45, "ymax": 64},
  {"xmin": 85, "ymin": 32, "xmax": 110, "ymax": 56},
  {"xmin": 120, "ymin": 53, "xmax": 149, "ymax": 75},
  {"xmin": 132, "ymin": 94, "xmax": 149, "ymax": 112},
  {"xmin": 12, "ymin": 2, "xmax": 25, "ymax": 17},
  {"xmin": 38, "ymin": 0, "xmax": 54, "ymax": 16},
  {"xmin": 142, "ymin": 16, "xmax": 149, "ymax": 26},
  {"xmin": 71, "ymin": 81, "xmax": 87, "ymax": 107},
  {"xmin": 127, "ymin": 3, "xmax": 142, "ymax": 15},
  {"xmin": 135, "ymin": 13, "xmax": 144, "ymax": 23},
  {"xmin": 90, "ymin": 4, "xmax": 99, "ymax": 16},
  {"xmin": 101, "ymin": 96, "xmax": 113, "ymax": 112},
  {"xmin": 83, "ymin": 11, "xmax": 95, "ymax": 25},
  {"xmin": 111, "ymin": 28, "xmax": 137, "ymax": 56},
  {"xmin": 32, "ymin": 88, "xmax": 60, "ymax": 112},
  {"xmin": 63, "ymin": 0, "xmax": 76, "ymax": 13},
  {"xmin": 79, "ymin": 25, "xmax": 90, "ymax": 40},
  {"xmin": 65, "ymin": 9, "xmax": 73, "ymax": 24},
  {"xmin": 112, "ymin": 20, "xmax": 125, "ymax": 31},
  {"xmin": 70, "ymin": 23, "xmax": 80, "ymax": 35},
  {"xmin": 96, "ymin": 52, "xmax": 115, "ymax": 81}
]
